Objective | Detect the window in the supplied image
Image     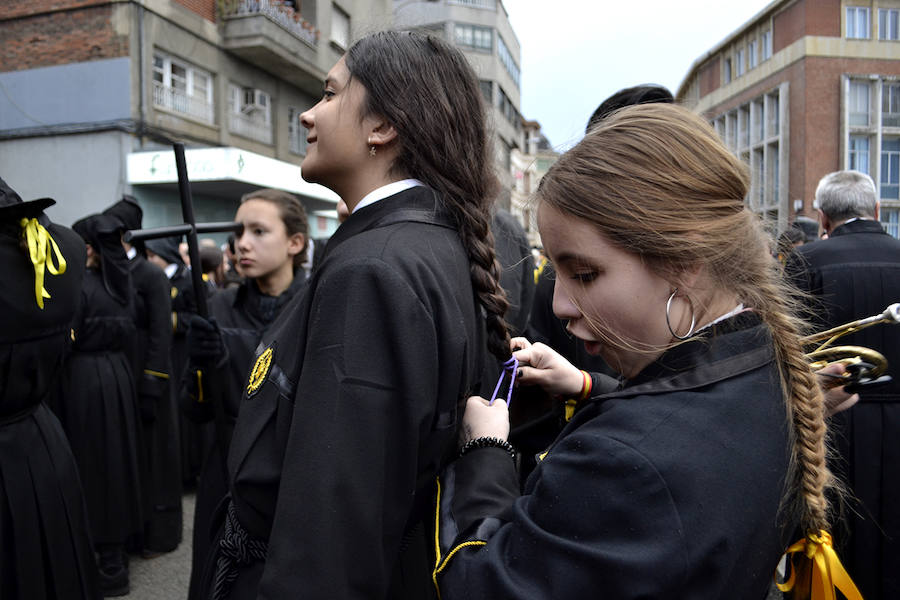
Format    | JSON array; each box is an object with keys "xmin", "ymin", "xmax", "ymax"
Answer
[
  {"xmin": 735, "ymin": 48, "xmax": 745, "ymax": 77},
  {"xmin": 847, "ymin": 7, "xmax": 870, "ymax": 39},
  {"xmin": 152, "ymin": 52, "xmax": 214, "ymax": 123},
  {"xmin": 497, "ymin": 36, "xmax": 520, "ymax": 88},
  {"xmin": 726, "ymin": 112, "xmax": 737, "ymax": 149},
  {"xmin": 879, "ymin": 9, "xmax": 900, "ymax": 40},
  {"xmin": 883, "ymin": 83, "xmax": 900, "ymax": 127},
  {"xmin": 448, "ymin": 0, "xmax": 496, "ymax": 7},
  {"xmin": 882, "ymin": 138, "xmax": 900, "ymax": 200},
  {"xmin": 767, "ymin": 143, "xmax": 780, "ymax": 206},
  {"xmin": 752, "ymin": 100, "xmax": 764, "ymax": 143},
  {"xmin": 849, "ymin": 135, "xmax": 870, "ymax": 174},
  {"xmin": 753, "ymin": 149, "xmax": 764, "ymax": 208},
  {"xmin": 767, "ymin": 93, "xmax": 780, "ymax": 137},
  {"xmin": 761, "ymin": 29, "xmax": 772, "ymax": 60},
  {"xmin": 882, "ymin": 207, "xmax": 899, "ymax": 237},
  {"xmin": 288, "ymin": 107, "xmax": 308, "ymax": 155},
  {"xmin": 331, "ymin": 4, "xmax": 350, "ymax": 51},
  {"xmin": 724, "ymin": 57, "xmax": 732, "ymax": 84},
  {"xmin": 228, "ymin": 84, "xmax": 272, "ymax": 144},
  {"xmin": 849, "ymin": 81, "xmax": 870, "ymax": 126},
  {"xmin": 497, "ymin": 86, "xmax": 519, "ymax": 127},
  {"xmin": 739, "ymin": 107, "xmax": 750, "ymax": 149},
  {"xmin": 748, "ymin": 39, "xmax": 758, "ymax": 69},
  {"xmin": 479, "ymin": 80, "xmax": 493, "ymax": 104},
  {"xmin": 454, "ymin": 24, "xmax": 492, "ymax": 50}
]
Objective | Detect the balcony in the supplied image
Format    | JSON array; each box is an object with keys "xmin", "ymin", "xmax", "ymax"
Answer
[
  {"xmin": 152, "ymin": 82, "xmax": 215, "ymax": 124},
  {"xmin": 219, "ymin": 0, "xmax": 326, "ymax": 96},
  {"xmin": 229, "ymin": 111, "xmax": 273, "ymax": 145}
]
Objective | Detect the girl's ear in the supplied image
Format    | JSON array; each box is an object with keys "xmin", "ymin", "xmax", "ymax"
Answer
[
  {"xmin": 368, "ymin": 118, "xmax": 398, "ymax": 148},
  {"xmin": 287, "ymin": 232, "xmax": 306, "ymax": 258}
]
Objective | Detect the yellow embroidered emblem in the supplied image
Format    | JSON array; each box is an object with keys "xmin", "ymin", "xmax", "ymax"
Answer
[{"xmin": 247, "ymin": 347, "xmax": 273, "ymax": 396}]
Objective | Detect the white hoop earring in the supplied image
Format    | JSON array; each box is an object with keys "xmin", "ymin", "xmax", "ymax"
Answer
[{"xmin": 666, "ymin": 288, "xmax": 696, "ymax": 340}]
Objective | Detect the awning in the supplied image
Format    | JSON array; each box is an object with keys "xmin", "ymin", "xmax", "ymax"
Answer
[{"xmin": 126, "ymin": 146, "xmax": 339, "ymax": 215}]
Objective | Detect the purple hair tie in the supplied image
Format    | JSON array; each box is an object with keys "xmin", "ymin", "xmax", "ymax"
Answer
[{"xmin": 488, "ymin": 356, "xmax": 519, "ymax": 406}]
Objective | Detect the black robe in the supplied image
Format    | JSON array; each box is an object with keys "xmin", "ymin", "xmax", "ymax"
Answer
[
  {"xmin": 169, "ymin": 264, "xmax": 209, "ymax": 487},
  {"xmin": 0, "ymin": 219, "xmax": 100, "ymax": 600},
  {"xmin": 206, "ymin": 186, "xmax": 488, "ymax": 599},
  {"xmin": 128, "ymin": 253, "xmax": 183, "ymax": 552},
  {"xmin": 60, "ymin": 268, "xmax": 144, "ymax": 547},
  {"xmin": 785, "ymin": 219, "xmax": 900, "ymax": 599},
  {"xmin": 436, "ymin": 314, "xmax": 795, "ymax": 599},
  {"xmin": 184, "ymin": 275, "xmax": 306, "ymax": 600}
]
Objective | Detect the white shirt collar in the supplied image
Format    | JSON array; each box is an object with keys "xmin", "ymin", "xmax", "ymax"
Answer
[
  {"xmin": 352, "ymin": 179, "xmax": 425, "ymax": 214},
  {"xmin": 696, "ymin": 304, "xmax": 746, "ymax": 333},
  {"xmin": 126, "ymin": 246, "xmax": 137, "ymax": 260},
  {"xmin": 164, "ymin": 263, "xmax": 178, "ymax": 279}
]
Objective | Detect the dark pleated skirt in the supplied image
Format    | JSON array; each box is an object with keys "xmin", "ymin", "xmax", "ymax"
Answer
[
  {"xmin": 0, "ymin": 403, "xmax": 101, "ymax": 600},
  {"xmin": 61, "ymin": 351, "xmax": 144, "ymax": 546}
]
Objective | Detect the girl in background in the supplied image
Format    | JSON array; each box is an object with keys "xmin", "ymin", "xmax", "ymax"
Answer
[{"xmin": 183, "ymin": 189, "xmax": 308, "ymax": 600}]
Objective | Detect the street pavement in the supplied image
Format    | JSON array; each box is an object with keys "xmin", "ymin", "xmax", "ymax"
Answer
[{"xmin": 126, "ymin": 492, "xmax": 195, "ymax": 599}]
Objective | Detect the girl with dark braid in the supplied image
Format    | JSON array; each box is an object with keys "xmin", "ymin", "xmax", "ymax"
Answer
[
  {"xmin": 200, "ymin": 31, "xmax": 510, "ymax": 600},
  {"xmin": 433, "ymin": 104, "xmax": 858, "ymax": 599}
]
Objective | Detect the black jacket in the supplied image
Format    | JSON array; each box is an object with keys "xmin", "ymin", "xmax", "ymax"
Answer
[
  {"xmin": 221, "ymin": 186, "xmax": 487, "ymax": 599},
  {"xmin": 785, "ymin": 218, "xmax": 900, "ymax": 599},
  {"xmin": 436, "ymin": 314, "xmax": 795, "ymax": 599}
]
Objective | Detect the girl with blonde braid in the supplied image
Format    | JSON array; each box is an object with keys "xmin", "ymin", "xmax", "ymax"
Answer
[{"xmin": 435, "ymin": 103, "xmax": 858, "ymax": 599}]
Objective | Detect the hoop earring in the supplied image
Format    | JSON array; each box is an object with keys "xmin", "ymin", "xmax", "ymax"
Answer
[
  {"xmin": 369, "ymin": 145, "xmax": 377, "ymax": 157},
  {"xmin": 666, "ymin": 288, "xmax": 696, "ymax": 340}
]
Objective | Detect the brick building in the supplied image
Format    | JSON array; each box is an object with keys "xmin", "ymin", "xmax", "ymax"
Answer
[
  {"xmin": 677, "ymin": 0, "xmax": 900, "ymax": 237},
  {"xmin": 0, "ymin": 0, "xmax": 393, "ymax": 234}
]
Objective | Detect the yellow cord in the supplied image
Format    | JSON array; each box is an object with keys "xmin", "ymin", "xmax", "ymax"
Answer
[{"xmin": 19, "ymin": 217, "xmax": 67, "ymax": 309}]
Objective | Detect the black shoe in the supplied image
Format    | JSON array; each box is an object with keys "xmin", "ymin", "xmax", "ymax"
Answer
[
  {"xmin": 98, "ymin": 565, "xmax": 129, "ymax": 597},
  {"xmin": 98, "ymin": 548, "xmax": 130, "ymax": 597}
]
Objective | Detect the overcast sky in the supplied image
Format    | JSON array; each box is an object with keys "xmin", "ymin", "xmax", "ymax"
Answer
[{"xmin": 505, "ymin": 0, "xmax": 775, "ymax": 151}]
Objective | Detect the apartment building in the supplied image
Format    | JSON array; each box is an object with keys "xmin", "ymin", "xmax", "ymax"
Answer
[
  {"xmin": 678, "ymin": 0, "xmax": 900, "ymax": 237},
  {"xmin": 0, "ymin": 0, "xmax": 393, "ymax": 234},
  {"xmin": 510, "ymin": 119, "xmax": 556, "ymax": 246},
  {"xmin": 393, "ymin": 0, "xmax": 526, "ymax": 209}
]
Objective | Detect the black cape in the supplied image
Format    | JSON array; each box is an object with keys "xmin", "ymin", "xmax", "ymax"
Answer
[
  {"xmin": 59, "ymin": 267, "xmax": 144, "ymax": 547},
  {"xmin": 129, "ymin": 253, "xmax": 183, "ymax": 552},
  {"xmin": 184, "ymin": 275, "xmax": 306, "ymax": 600},
  {"xmin": 0, "ymin": 216, "xmax": 100, "ymax": 600},
  {"xmin": 206, "ymin": 186, "xmax": 488, "ymax": 599},
  {"xmin": 786, "ymin": 219, "xmax": 900, "ymax": 599},
  {"xmin": 436, "ymin": 314, "xmax": 795, "ymax": 599}
]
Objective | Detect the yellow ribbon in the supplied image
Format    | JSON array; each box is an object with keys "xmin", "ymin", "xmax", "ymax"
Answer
[
  {"xmin": 533, "ymin": 256, "xmax": 547, "ymax": 286},
  {"xmin": 19, "ymin": 218, "xmax": 67, "ymax": 309},
  {"xmin": 775, "ymin": 530, "xmax": 863, "ymax": 600}
]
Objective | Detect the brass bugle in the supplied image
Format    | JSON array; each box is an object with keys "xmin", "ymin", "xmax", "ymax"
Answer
[{"xmin": 803, "ymin": 303, "xmax": 900, "ymax": 385}]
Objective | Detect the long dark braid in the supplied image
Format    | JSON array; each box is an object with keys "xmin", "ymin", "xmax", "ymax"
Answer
[{"xmin": 346, "ymin": 31, "xmax": 511, "ymax": 361}]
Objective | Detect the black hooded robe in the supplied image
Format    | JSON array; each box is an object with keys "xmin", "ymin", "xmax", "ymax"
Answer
[
  {"xmin": 59, "ymin": 215, "xmax": 144, "ymax": 549},
  {"xmin": 0, "ymin": 213, "xmax": 100, "ymax": 600}
]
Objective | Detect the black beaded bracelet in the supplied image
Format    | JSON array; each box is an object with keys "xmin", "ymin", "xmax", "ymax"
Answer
[{"xmin": 459, "ymin": 436, "xmax": 516, "ymax": 461}]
